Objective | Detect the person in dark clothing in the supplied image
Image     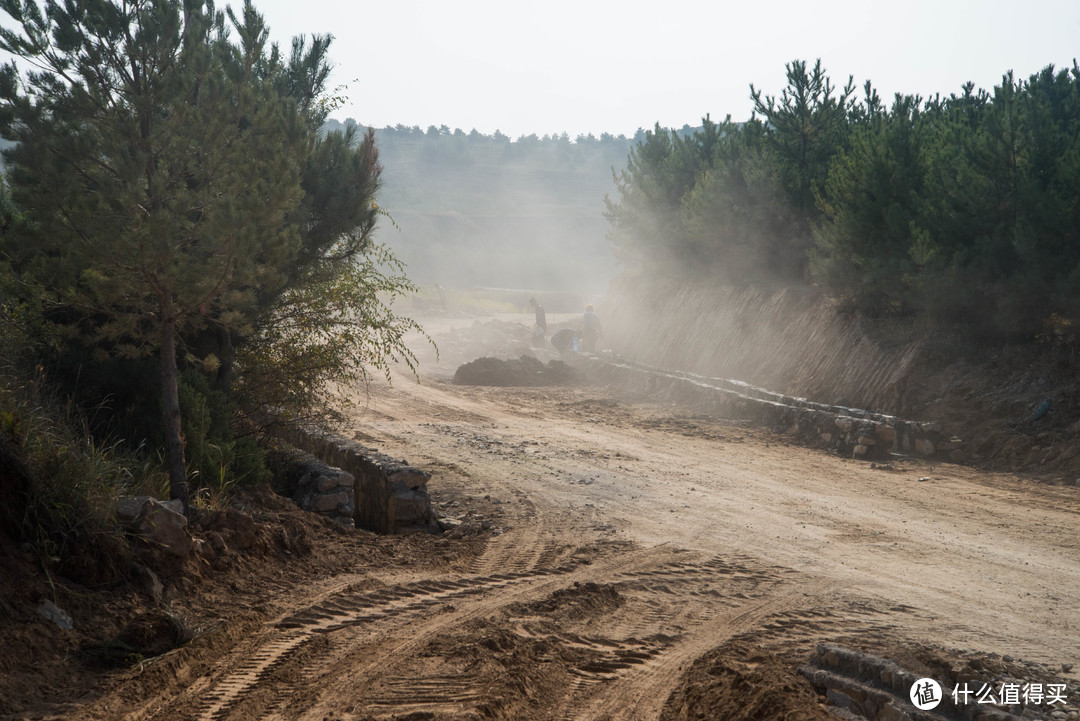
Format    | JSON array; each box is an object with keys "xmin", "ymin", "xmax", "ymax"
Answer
[
  {"xmin": 529, "ymin": 297, "xmax": 547, "ymax": 345},
  {"xmin": 581, "ymin": 304, "xmax": 603, "ymax": 352}
]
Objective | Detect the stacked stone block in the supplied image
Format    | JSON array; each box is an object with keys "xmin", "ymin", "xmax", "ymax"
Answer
[{"xmin": 276, "ymin": 428, "xmax": 433, "ymax": 534}]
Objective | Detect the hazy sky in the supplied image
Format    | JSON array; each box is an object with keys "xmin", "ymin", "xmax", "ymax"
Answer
[
  {"xmin": 249, "ymin": 0, "xmax": 1079, "ymax": 139},
  {"xmin": 3, "ymin": 1, "xmax": 1077, "ymax": 139}
]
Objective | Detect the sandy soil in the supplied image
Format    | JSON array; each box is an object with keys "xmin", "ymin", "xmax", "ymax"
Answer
[{"xmin": 15, "ymin": 314, "xmax": 1080, "ymax": 721}]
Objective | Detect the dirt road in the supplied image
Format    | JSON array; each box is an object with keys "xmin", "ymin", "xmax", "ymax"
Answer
[
  {"xmin": 359, "ymin": 373, "xmax": 1080, "ymax": 653},
  {"xmin": 88, "ymin": 309, "xmax": 1076, "ymax": 721},
  {"xmin": 131, "ymin": 346, "xmax": 1076, "ymax": 721}
]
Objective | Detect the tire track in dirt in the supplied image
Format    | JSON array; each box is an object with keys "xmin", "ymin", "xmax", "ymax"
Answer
[
  {"xmin": 186, "ymin": 543, "xmax": 686, "ymax": 720},
  {"xmin": 545, "ymin": 554, "xmax": 807, "ymax": 720},
  {"xmin": 175, "ymin": 528, "xmax": 856, "ymax": 721},
  {"xmin": 465, "ymin": 520, "xmax": 572, "ymax": 577},
  {"xmin": 156, "ymin": 538, "xmax": 856, "ymax": 721},
  {"xmin": 293, "ymin": 546, "xmax": 702, "ymax": 720},
  {"xmin": 191, "ymin": 564, "xmax": 585, "ymax": 720},
  {"xmin": 319, "ymin": 550, "xmax": 831, "ymax": 721},
  {"xmin": 195, "ymin": 633, "xmax": 309, "ymax": 721},
  {"xmin": 561, "ymin": 580, "xmax": 838, "ymax": 721}
]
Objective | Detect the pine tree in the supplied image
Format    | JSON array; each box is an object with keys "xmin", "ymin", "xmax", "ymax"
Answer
[
  {"xmin": 0, "ymin": 0, "xmax": 387, "ymax": 512},
  {"xmin": 811, "ymin": 93, "xmax": 931, "ymax": 315},
  {"xmin": 751, "ymin": 59, "xmax": 856, "ymax": 277}
]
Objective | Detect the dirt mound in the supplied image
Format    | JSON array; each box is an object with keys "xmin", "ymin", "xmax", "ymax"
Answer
[
  {"xmin": 661, "ymin": 640, "xmax": 832, "ymax": 721},
  {"xmin": 453, "ymin": 355, "xmax": 579, "ymax": 387},
  {"xmin": 511, "ymin": 581, "xmax": 624, "ymax": 620}
]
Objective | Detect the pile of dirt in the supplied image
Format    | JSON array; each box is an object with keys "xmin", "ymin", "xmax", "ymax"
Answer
[
  {"xmin": 510, "ymin": 580, "xmax": 625, "ymax": 621},
  {"xmin": 453, "ymin": 355, "xmax": 580, "ymax": 387},
  {"xmin": 661, "ymin": 640, "xmax": 833, "ymax": 721},
  {"xmin": 415, "ymin": 318, "xmax": 560, "ymax": 375}
]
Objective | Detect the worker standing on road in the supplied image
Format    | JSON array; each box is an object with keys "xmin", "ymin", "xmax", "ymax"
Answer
[
  {"xmin": 529, "ymin": 297, "xmax": 547, "ymax": 346},
  {"xmin": 581, "ymin": 304, "xmax": 603, "ymax": 352}
]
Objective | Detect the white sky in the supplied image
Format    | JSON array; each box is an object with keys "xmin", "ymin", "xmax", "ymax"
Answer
[
  {"xmin": 252, "ymin": 0, "xmax": 1080, "ymax": 138},
  {"xmin": 4, "ymin": 1, "xmax": 1079, "ymax": 139},
  {"xmin": 248, "ymin": 0, "xmax": 1080, "ymax": 139}
]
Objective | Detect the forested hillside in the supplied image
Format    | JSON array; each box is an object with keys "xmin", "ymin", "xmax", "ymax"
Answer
[
  {"xmin": 606, "ymin": 59, "xmax": 1080, "ymax": 345},
  {"xmin": 325, "ymin": 120, "xmax": 637, "ymax": 292}
]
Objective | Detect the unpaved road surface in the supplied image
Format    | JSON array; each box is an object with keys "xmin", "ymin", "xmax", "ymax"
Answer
[
  {"xmin": 145, "ymin": 352, "xmax": 1080, "ymax": 721},
  {"xmin": 107, "ymin": 311, "xmax": 1080, "ymax": 721}
]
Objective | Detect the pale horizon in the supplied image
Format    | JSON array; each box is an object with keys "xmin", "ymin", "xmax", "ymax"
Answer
[
  {"xmin": 2, "ymin": 1, "xmax": 1078, "ymax": 139},
  {"xmin": 251, "ymin": 0, "xmax": 1080, "ymax": 139}
]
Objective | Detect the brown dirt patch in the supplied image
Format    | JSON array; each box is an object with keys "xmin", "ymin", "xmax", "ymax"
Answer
[
  {"xmin": 661, "ymin": 640, "xmax": 833, "ymax": 721},
  {"xmin": 6, "ymin": 314, "xmax": 1080, "ymax": 720}
]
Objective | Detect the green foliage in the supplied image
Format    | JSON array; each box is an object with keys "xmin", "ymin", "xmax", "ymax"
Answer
[
  {"xmin": 0, "ymin": 1, "xmax": 308, "ymax": 341},
  {"xmin": 235, "ymin": 242, "xmax": 428, "ymax": 427},
  {"xmin": 811, "ymin": 93, "xmax": 932, "ymax": 315},
  {"xmin": 177, "ymin": 369, "xmax": 269, "ymax": 495},
  {"xmin": 751, "ymin": 60, "xmax": 857, "ymax": 221},
  {"xmin": 605, "ymin": 111, "xmax": 807, "ymax": 282},
  {"xmin": 0, "ymin": 0, "xmax": 315, "ymax": 509},
  {"xmin": 608, "ymin": 57, "xmax": 1080, "ymax": 344},
  {"xmin": 0, "ymin": 348, "xmax": 165, "ymax": 570},
  {"xmin": 679, "ymin": 118, "xmax": 798, "ymax": 281},
  {"xmin": 605, "ymin": 123, "xmax": 693, "ymax": 266},
  {"xmin": 0, "ymin": 0, "xmax": 421, "ymax": 511}
]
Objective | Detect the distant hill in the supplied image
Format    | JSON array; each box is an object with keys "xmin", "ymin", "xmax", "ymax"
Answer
[
  {"xmin": 324, "ymin": 120, "xmax": 639, "ymax": 293},
  {"xmin": 1, "ymin": 123, "xmax": 657, "ymax": 295}
]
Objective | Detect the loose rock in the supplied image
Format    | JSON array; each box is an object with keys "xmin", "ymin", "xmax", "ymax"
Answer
[{"xmin": 36, "ymin": 600, "xmax": 73, "ymax": 631}]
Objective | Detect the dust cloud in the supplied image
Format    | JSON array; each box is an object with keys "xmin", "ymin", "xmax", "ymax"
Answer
[
  {"xmin": 369, "ymin": 127, "xmax": 625, "ymax": 297},
  {"xmin": 381, "ymin": 190, "xmax": 617, "ymax": 296},
  {"xmin": 598, "ymin": 273, "xmax": 920, "ymax": 416},
  {"xmin": 372, "ymin": 126, "xmax": 912, "ymax": 417}
]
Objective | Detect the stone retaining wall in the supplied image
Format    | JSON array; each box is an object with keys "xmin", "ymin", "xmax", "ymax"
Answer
[
  {"xmin": 800, "ymin": 644, "xmax": 1023, "ymax": 721},
  {"xmin": 277, "ymin": 426, "xmax": 433, "ymax": 533},
  {"xmin": 269, "ymin": 449, "xmax": 356, "ymax": 527},
  {"xmin": 570, "ymin": 353, "xmax": 963, "ymax": 461}
]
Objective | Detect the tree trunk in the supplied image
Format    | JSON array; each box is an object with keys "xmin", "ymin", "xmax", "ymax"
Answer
[{"xmin": 160, "ymin": 291, "xmax": 190, "ymax": 515}]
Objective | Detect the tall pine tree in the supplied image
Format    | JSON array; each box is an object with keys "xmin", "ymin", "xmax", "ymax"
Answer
[{"xmin": 0, "ymin": 0, "xmax": 400, "ymax": 511}]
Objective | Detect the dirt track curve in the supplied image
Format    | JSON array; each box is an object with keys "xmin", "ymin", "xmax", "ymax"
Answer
[{"xmin": 127, "ymin": 346, "xmax": 1080, "ymax": 721}]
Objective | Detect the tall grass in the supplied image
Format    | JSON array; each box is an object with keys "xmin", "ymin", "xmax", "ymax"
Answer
[{"xmin": 0, "ymin": 360, "xmax": 168, "ymax": 564}]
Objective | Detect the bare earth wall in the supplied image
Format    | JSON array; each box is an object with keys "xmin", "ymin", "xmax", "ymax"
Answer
[
  {"xmin": 600, "ymin": 273, "xmax": 1080, "ymax": 481},
  {"xmin": 602, "ymin": 273, "xmax": 920, "ymax": 416}
]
